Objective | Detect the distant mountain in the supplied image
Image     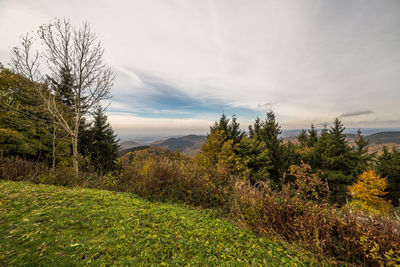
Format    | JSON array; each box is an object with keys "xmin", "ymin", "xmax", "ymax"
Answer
[
  {"xmin": 150, "ymin": 135, "xmax": 207, "ymax": 156},
  {"xmin": 119, "ymin": 131, "xmax": 400, "ymax": 157},
  {"xmin": 366, "ymin": 131, "xmax": 400, "ymax": 144},
  {"xmin": 120, "ymin": 141, "xmax": 141, "ymax": 150}
]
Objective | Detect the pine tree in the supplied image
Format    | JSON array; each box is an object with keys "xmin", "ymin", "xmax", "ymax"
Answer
[
  {"xmin": 351, "ymin": 129, "xmax": 371, "ymax": 177},
  {"xmin": 354, "ymin": 129, "xmax": 368, "ymax": 154},
  {"xmin": 85, "ymin": 107, "xmax": 119, "ymax": 172},
  {"xmin": 0, "ymin": 67, "xmax": 54, "ymax": 161},
  {"xmin": 249, "ymin": 111, "xmax": 285, "ymax": 185},
  {"xmin": 307, "ymin": 124, "xmax": 318, "ymax": 147},
  {"xmin": 297, "ymin": 129, "xmax": 308, "ymax": 147},
  {"xmin": 210, "ymin": 114, "xmax": 244, "ymax": 145},
  {"xmin": 313, "ymin": 120, "xmax": 359, "ymax": 204},
  {"xmin": 376, "ymin": 147, "xmax": 400, "ymax": 206},
  {"xmin": 238, "ymin": 136, "xmax": 272, "ymax": 184}
]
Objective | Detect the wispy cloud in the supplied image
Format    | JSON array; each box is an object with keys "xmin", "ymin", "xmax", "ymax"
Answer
[
  {"xmin": 0, "ymin": 0, "xmax": 399, "ymax": 136},
  {"xmin": 340, "ymin": 110, "xmax": 374, "ymax": 117},
  {"xmin": 109, "ymin": 69, "xmax": 261, "ymax": 120}
]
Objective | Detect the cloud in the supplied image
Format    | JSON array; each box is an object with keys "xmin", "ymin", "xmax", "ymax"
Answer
[
  {"xmin": 340, "ymin": 110, "xmax": 374, "ymax": 117},
  {"xmin": 0, "ymin": 0, "xmax": 399, "ymax": 134},
  {"xmin": 108, "ymin": 70, "xmax": 261, "ymax": 120},
  {"xmin": 257, "ymin": 102, "xmax": 273, "ymax": 109}
]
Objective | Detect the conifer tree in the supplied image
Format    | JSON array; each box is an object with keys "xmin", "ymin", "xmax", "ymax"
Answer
[
  {"xmin": 307, "ymin": 124, "xmax": 318, "ymax": 147},
  {"xmin": 376, "ymin": 147, "xmax": 400, "ymax": 206},
  {"xmin": 313, "ymin": 120, "xmax": 358, "ymax": 203},
  {"xmin": 249, "ymin": 111, "xmax": 285, "ymax": 185},
  {"xmin": 238, "ymin": 136, "xmax": 272, "ymax": 184},
  {"xmin": 0, "ymin": 66, "xmax": 54, "ymax": 161},
  {"xmin": 84, "ymin": 107, "xmax": 119, "ymax": 172},
  {"xmin": 297, "ymin": 129, "xmax": 308, "ymax": 147},
  {"xmin": 351, "ymin": 129, "xmax": 371, "ymax": 177},
  {"xmin": 210, "ymin": 114, "xmax": 243, "ymax": 145}
]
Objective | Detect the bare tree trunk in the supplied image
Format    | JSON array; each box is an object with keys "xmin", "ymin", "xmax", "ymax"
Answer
[
  {"xmin": 52, "ymin": 126, "xmax": 56, "ymax": 170},
  {"xmin": 72, "ymin": 135, "xmax": 79, "ymax": 176}
]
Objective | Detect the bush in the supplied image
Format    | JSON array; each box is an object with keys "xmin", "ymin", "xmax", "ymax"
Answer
[
  {"xmin": 118, "ymin": 157, "xmax": 234, "ymax": 208},
  {"xmin": 231, "ymin": 163, "xmax": 400, "ymax": 265},
  {"xmin": 0, "ymin": 157, "xmax": 47, "ymax": 181},
  {"xmin": 348, "ymin": 170, "xmax": 392, "ymax": 215}
]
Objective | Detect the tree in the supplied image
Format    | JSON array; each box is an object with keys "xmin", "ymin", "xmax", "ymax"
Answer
[
  {"xmin": 348, "ymin": 170, "xmax": 391, "ymax": 215},
  {"xmin": 11, "ymin": 19, "xmax": 114, "ymax": 175},
  {"xmin": 81, "ymin": 107, "xmax": 119, "ymax": 173},
  {"xmin": 0, "ymin": 66, "xmax": 49, "ymax": 161},
  {"xmin": 199, "ymin": 129, "xmax": 246, "ymax": 177},
  {"xmin": 249, "ymin": 111, "xmax": 285, "ymax": 185},
  {"xmin": 307, "ymin": 124, "xmax": 318, "ymax": 147},
  {"xmin": 312, "ymin": 120, "xmax": 358, "ymax": 204},
  {"xmin": 351, "ymin": 129, "xmax": 371, "ymax": 177},
  {"xmin": 376, "ymin": 147, "xmax": 400, "ymax": 206},
  {"xmin": 238, "ymin": 136, "xmax": 272, "ymax": 184},
  {"xmin": 210, "ymin": 114, "xmax": 244, "ymax": 145},
  {"xmin": 297, "ymin": 129, "xmax": 308, "ymax": 147},
  {"xmin": 0, "ymin": 66, "xmax": 71, "ymax": 166}
]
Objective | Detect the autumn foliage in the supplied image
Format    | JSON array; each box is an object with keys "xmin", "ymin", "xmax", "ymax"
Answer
[{"xmin": 349, "ymin": 170, "xmax": 392, "ymax": 215}]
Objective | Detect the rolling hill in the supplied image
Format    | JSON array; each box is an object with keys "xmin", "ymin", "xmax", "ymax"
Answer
[
  {"xmin": 119, "ymin": 141, "xmax": 141, "ymax": 150},
  {"xmin": 0, "ymin": 181, "xmax": 308, "ymax": 266},
  {"xmin": 366, "ymin": 131, "xmax": 400, "ymax": 144},
  {"xmin": 150, "ymin": 135, "xmax": 207, "ymax": 156}
]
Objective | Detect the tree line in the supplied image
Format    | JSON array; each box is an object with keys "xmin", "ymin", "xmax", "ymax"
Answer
[{"xmin": 204, "ymin": 112, "xmax": 400, "ymax": 206}]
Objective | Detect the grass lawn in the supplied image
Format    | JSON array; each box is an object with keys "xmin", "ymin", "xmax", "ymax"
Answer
[{"xmin": 0, "ymin": 180, "xmax": 310, "ymax": 266}]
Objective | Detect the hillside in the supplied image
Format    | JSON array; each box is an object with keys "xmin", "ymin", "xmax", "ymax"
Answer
[
  {"xmin": 119, "ymin": 141, "xmax": 141, "ymax": 150},
  {"xmin": 150, "ymin": 135, "xmax": 206, "ymax": 156},
  {"xmin": 118, "ymin": 145, "xmax": 150, "ymax": 157},
  {"xmin": 366, "ymin": 131, "xmax": 400, "ymax": 144},
  {"xmin": 120, "ymin": 147, "xmax": 186, "ymax": 165},
  {"xmin": 0, "ymin": 181, "xmax": 307, "ymax": 266}
]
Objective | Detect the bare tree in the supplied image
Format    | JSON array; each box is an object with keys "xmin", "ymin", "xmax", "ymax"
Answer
[{"xmin": 11, "ymin": 18, "xmax": 114, "ymax": 175}]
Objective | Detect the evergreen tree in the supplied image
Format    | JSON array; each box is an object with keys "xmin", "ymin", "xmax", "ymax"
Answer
[
  {"xmin": 238, "ymin": 136, "xmax": 272, "ymax": 184},
  {"xmin": 84, "ymin": 107, "xmax": 119, "ymax": 172},
  {"xmin": 48, "ymin": 66, "xmax": 75, "ymax": 108},
  {"xmin": 248, "ymin": 117, "xmax": 261, "ymax": 139},
  {"xmin": 297, "ymin": 129, "xmax": 308, "ymax": 147},
  {"xmin": 0, "ymin": 67, "xmax": 54, "ymax": 161},
  {"xmin": 354, "ymin": 129, "xmax": 368, "ymax": 154},
  {"xmin": 249, "ymin": 111, "xmax": 285, "ymax": 185},
  {"xmin": 313, "ymin": 120, "xmax": 358, "ymax": 203},
  {"xmin": 376, "ymin": 147, "xmax": 400, "ymax": 206},
  {"xmin": 210, "ymin": 114, "xmax": 244, "ymax": 145},
  {"xmin": 307, "ymin": 124, "xmax": 318, "ymax": 147},
  {"xmin": 351, "ymin": 129, "xmax": 371, "ymax": 176}
]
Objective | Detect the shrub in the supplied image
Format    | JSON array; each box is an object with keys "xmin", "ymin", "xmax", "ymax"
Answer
[
  {"xmin": 0, "ymin": 157, "xmax": 47, "ymax": 181},
  {"xmin": 348, "ymin": 170, "xmax": 392, "ymax": 215},
  {"xmin": 117, "ymin": 152, "xmax": 236, "ymax": 208},
  {"xmin": 231, "ymin": 163, "xmax": 400, "ymax": 265}
]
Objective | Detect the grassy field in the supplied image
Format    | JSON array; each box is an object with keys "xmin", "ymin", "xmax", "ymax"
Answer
[{"xmin": 0, "ymin": 181, "xmax": 310, "ymax": 266}]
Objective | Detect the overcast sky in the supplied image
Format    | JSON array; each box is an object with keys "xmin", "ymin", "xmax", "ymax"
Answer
[{"xmin": 1, "ymin": 0, "xmax": 399, "ymax": 137}]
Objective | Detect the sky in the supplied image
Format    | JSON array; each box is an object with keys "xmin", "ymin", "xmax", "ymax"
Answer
[{"xmin": 1, "ymin": 0, "xmax": 400, "ymax": 138}]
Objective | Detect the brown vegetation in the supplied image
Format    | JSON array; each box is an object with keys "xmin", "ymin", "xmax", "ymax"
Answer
[{"xmin": 1, "ymin": 152, "xmax": 400, "ymax": 266}]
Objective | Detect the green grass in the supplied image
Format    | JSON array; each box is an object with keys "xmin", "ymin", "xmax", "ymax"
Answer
[{"xmin": 0, "ymin": 181, "xmax": 310, "ymax": 266}]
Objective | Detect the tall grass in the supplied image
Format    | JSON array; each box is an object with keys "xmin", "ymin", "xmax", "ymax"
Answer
[{"xmin": 0, "ymin": 157, "xmax": 47, "ymax": 180}]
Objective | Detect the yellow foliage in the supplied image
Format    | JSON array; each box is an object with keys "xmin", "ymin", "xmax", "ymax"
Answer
[{"xmin": 348, "ymin": 170, "xmax": 392, "ymax": 215}]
